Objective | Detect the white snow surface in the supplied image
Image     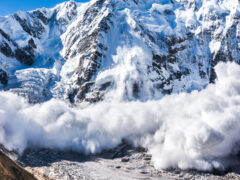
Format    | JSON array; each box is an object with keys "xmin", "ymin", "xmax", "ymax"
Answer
[{"xmin": 1, "ymin": 62, "xmax": 240, "ymax": 171}]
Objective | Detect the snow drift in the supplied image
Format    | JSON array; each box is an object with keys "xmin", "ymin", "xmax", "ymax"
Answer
[{"xmin": 1, "ymin": 62, "xmax": 240, "ymax": 171}]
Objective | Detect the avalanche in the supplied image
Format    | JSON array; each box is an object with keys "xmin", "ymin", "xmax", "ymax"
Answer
[
  {"xmin": 1, "ymin": 62, "xmax": 240, "ymax": 171},
  {"xmin": 0, "ymin": 0, "xmax": 240, "ymax": 172}
]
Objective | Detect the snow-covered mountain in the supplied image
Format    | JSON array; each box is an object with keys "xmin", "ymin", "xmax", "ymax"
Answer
[
  {"xmin": 2, "ymin": 0, "xmax": 240, "ymax": 175},
  {"xmin": 0, "ymin": 0, "xmax": 239, "ymax": 103}
]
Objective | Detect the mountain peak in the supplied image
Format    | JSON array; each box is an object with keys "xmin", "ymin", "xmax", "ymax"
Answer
[{"xmin": 0, "ymin": 0, "xmax": 239, "ymax": 103}]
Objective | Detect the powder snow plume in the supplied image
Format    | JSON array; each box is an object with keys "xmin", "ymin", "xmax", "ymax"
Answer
[{"xmin": 1, "ymin": 62, "xmax": 240, "ymax": 171}]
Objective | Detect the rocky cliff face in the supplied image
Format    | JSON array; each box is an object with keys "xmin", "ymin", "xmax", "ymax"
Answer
[
  {"xmin": 0, "ymin": 150, "xmax": 37, "ymax": 180},
  {"xmin": 0, "ymin": 0, "xmax": 239, "ymax": 103}
]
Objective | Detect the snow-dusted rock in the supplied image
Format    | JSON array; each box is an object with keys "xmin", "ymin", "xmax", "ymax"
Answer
[{"xmin": 0, "ymin": 0, "xmax": 239, "ymax": 103}]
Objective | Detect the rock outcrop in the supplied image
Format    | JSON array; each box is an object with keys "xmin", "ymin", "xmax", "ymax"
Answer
[
  {"xmin": 0, "ymin": 151, "xmax": 36, "ymax": 180},
  {"xmin": 0, "ymin": 69, "xmax": 8, "ymax": 85}
]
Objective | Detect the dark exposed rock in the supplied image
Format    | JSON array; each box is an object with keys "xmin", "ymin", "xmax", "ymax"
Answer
[
  {"xmin": 209, "ymin": 67, "xmax": 217, "ymax": 83},
  {"xmin": 15, "ymin": 49, "xmax": 34, "ymax": 66},
  {"xmin": 0, "ymin": 69, "xmax": 8, "ymax": 85},
  {"xmin": 68, "ymin": 89, "xmax": 78, "ymax": 104},
  {"xmin": 0, "ymin": 42, "xmax": 14, "ymax": 57},
  {"xmin": 28, "ymin": 38, "xmax": 37, "ymax": 49},
  {"xmin": 31, "ymin": 10, "xmax": 49, "ymax": 25},
  {"xmin": 153, "ymin": 55, "xmax": 167, "ymax": 64},
  {"xmin": 173, "ymin": 71, "xmax": 182, "ymax": 80},
  {"xmin": 121, "ymin": 158, "xmax": 129, "ymax": 162},
  {"xmin": 99, "ymin": 82, "xmax": 111, "ymax": 91},
  {"xmin": 77, "ymin": 82, "xmax": 95, "ymax": 101},
  {"xmin": 133, "ymin": 82, "xmax": 140, "ymax": 98},
  {"xmin": 0, "ymin": 29, "xmax": 11, "ymax": 42},
  {"xmin": 199, "ymin": 70, "xmax": 207, "ymax": 79},
  {"xmin": 14, "ymin": 14, "xmax": 32, "ymax": 35},
  {"xmin": 14, "ymin": 13, "xmax": 45, "ymax": 39}
]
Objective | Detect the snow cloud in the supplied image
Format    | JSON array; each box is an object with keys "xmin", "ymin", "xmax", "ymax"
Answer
[{"xmin": 1, "ymin": 62, "xmax": 240, "ymax": 171}]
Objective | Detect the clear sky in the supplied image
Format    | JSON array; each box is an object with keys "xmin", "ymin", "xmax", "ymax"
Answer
[{"xmin": 0, "ymin": 0, "xmax": 89, "ymax": 16}]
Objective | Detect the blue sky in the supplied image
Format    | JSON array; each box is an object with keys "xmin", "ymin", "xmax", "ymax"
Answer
[{"xmin": 0, "ymin": 0, "xmax": 89, "ymax": 16}]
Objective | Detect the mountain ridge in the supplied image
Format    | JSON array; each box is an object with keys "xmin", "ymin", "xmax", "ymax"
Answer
[{"xmin": 0, "ymin": 0, "xmax": 239, "ymax": 103}]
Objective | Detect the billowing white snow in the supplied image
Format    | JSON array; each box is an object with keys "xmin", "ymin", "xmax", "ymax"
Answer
[{"xmin": 1, "ymin": 62, "xmax": 240, "ymax": 171}]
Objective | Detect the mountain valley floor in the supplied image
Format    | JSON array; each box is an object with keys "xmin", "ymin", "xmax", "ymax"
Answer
[{"xmin": 14, "ymin": 143, "xmax": 240, "ymax": 180}]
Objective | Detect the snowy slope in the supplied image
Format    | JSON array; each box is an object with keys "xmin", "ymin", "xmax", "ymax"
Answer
[
  {"xmin": 0, "ymin": 0, "xmax": 239, "ymax": 103},
  {"xmin": 0, "ymin": 1, "xmax": 83, "ymax": 102}
]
